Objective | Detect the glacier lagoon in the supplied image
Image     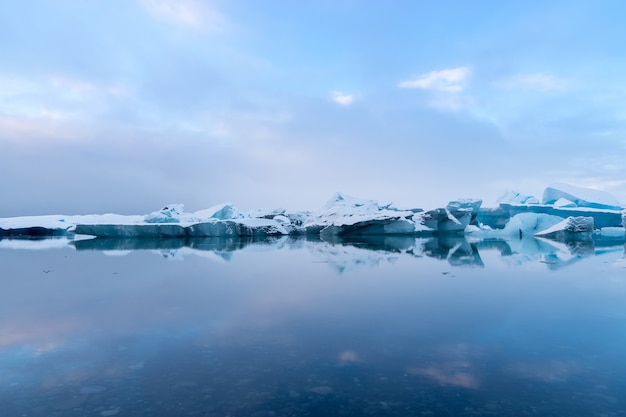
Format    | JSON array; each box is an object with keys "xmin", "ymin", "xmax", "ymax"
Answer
[{"xmin": 1, "ymin": 235, "xmax": 626, "ymax": 417}]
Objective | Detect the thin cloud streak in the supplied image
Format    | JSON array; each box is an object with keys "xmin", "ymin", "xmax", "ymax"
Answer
[{"xmin": 399, "ymin": 67, "xmax": 471, "ymax": 92}]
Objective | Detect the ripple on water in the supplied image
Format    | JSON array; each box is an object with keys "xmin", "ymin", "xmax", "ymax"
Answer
[{"xmin": 79, "ymin": 385, "xmax": 107, "ymax": 395}]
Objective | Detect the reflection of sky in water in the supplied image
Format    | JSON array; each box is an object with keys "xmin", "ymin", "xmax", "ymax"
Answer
[{"xmin": 1, "ymin": 238, "xmax": 626, "ymax": 416}]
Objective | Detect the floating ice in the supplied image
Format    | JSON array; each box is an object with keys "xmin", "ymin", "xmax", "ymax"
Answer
[
  {"xmin": 503, "ymin": 213, "xmax": 565, "ymax": 238},
  {"xmin": 535, "ymin": 216, "xmax": 594, "ymax": 240},
  {"xmin": 194, "ymin": 203, "xmax": 243, "ymax": 221},
  {"xmin": 0, "ymin": 184, "xmax": 623, "ymax": 239},
  {"xmin": 303, "ymin": 193, "xmax": 428, "ymax": 236},
  {"xmin": 553, "ymin": 198, "xmax": 577, "ymax": 208},
  {"xmin": 421, "ymin": 199, "xmax": 482, "ymax": 233},
  {"xmin": 542, "ymin": 183, "xmax": 622, "ymax": 211},
  {"xmin": 497, "ymin": 190, "xmax": 540, "ymax": 205},
  {"xmin": 144, "ymin": 204, "xmax": 185, "ymax": 223}
]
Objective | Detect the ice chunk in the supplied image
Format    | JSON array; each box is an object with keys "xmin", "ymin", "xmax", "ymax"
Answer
[
  {"xmin": 419, "ymin": 199, "xmax": 482, "ymax": 233},
  {"xmin": 248, "ymin": 207, "xmax": 286, "ymax": 219},
  {"xmin": 246, "ymin": 209, "xmax": 306, "ymax": 233},
  {"xmin": 542, "ymin": 183, "xmax": 622, "ymax": 210},
  {"xmin": 194, "ymin": 203, "xmax": 243, "ymax": 221},
  {"xmin": 304, "ymin": 193, "xmax": 427, "ymax": 236},
  {"xmin": 69, "ymin": 203, "xmax": 287, "ymax": 238},
  {"xmin": 553, "ymin": 198, "xmax": 577, "ymax": 208},
  {"xmin": 74, "ymin": 223, "xmax": 188, "ymax": 237},
  {"xmin": 0, "ymin": 215, "xmax": 72, "ymax": 237},
  {"xmin": 535, "ymin": 216, "xmax": 594, "ymax": 240},
  {"xmin": 497, "ymin": 190, "xmax": 540, "ymax": 205},
  {"xmin": 273, "ymin": 215, "xmax": 290, "ymax": 224},
  {"xmin": 503, "ymin": 213, "xmax": 565, "ymax": 238},
  {"xmin": 144, "ymin": 204, "xmax": 185, "ymax": 223},
  {"xmin": 187, "ymin": 219, "xmax": 287, "ymax": 237},
  {"xmin": 500, "ymin": 204, "xmax": 622, "ymax": 229},
  {"xmin": 596, "ymin": 227, "xmax": 625, "ymax": 239}
]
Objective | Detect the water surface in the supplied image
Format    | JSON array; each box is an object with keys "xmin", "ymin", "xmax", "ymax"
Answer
[{"xmin": 1, "ymin": 236, "xmax": 626, "ymax": 416}]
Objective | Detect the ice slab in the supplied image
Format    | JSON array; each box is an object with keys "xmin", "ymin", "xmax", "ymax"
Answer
[
  {"xmin": 542, "ymin": 183, "xmax": 623, "ymax": 211},
  {"xmin": 1, "ymin": 185, "xmax": 623, "ymax": 239},
  {"xmin": 535, "ymin": 216, "xmax": 594, "ymax": 241},
  {"xmin": 499, "ymin": 204, "xmax": 622, "ymax": 229},
  {"xmin": 304, "ymin": 193, "xmax": 430, "ymax": 236},
  {"xmin": 421, "ymin": 199, "xmax": 482, "ymax": 232},
  {"xmin": 497, "ymin": 190, "xmax": 540, "ymax": 205},
  {"xmin": 470, "ymin": 213, "xmax": 565, "ymax": 239},
  {"xmin": 304, "ymin": 193, "xmax": 481, "ymax": 237}
]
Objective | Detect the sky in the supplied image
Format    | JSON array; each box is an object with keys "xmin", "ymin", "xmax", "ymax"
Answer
[{"xmin": 1, "ymin": 0, "xmax": 626, "ymax": 216}]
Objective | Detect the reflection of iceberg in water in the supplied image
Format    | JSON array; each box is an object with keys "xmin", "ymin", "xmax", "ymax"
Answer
[
  {"xmin": 309, "ymin": 235, "xmax": 485, "ymax": 272},
  {"xmin": 1, "ymin": 234, "xmax": 624, "ymax": 271},
  {"xmin": 72, "ymin": 236, "xmax": 286, "ymax": 252},
  {"xmin": 307, "ymin": 239, "xmax": 403, "ymax": 274},
  {"xmin": 422, "ymin": 236, "xmax": 484, "ymax": 268}
]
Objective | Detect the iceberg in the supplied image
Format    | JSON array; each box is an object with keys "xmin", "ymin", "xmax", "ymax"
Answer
[
  {"xmin": 535, "ymin": 216, "xmax": 594, "ymax": 241},
  {"xmin": 303, "ymin": 193, "xmax": 482, "ymax": 237},
  {"xmin": 497, "ymin": 190, "xmax": 540, "ymax": 205},
  {"xmin": 303, "ymin": 193, "xmax": 428, "ymax": 237},
  {"xmin": 0, "ymin": 184, "xmax": 622, "ymax": 240},
  {"xmin": 487, "ymin": 184, "xmax": 623, "ymax": 230},
  {"xmin": 194, "ymin": 203, "xmax": 244, "ymax": 221},
  {"xmin": 472, "ymin": 213, "xmax": 565, "ymax": 239},
  {"xmin": 421, "ymin": 199, "xmax": 482, "ymax": 233},
  {"xmin": 144, "ymin": 204, "xmax": 186, "ymax": 223},
  {"xmin": 542, "ymin": 183, "xmax": 623, "ymax": 211}
]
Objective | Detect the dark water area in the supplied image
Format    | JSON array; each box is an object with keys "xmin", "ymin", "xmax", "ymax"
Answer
[{"xmin": 1, "ymin": 236, "xmax": 626, "ymax": 416}]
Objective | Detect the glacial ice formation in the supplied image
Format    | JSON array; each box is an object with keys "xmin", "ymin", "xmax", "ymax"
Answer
[
  {"xmin": 497, "ymin": 190, "xmax": 540, "ymax": 205},
  {"xmin": 481, "ymin": 184, "xmax": 624, "ymax": 230},
  {"xmin": 0, "ymin": 183, "xmax": 623, "ymax": 242},
  {"xmin": 303, "ymin": 193, "xmax": 428, "ymax": 237},
  {"xmin": 542, "ymin": 183, "xmax": 622, "ymax": 211},
  {"xmin": 535, "ymin": 216, "xmax": 594, "ymax": 240}
]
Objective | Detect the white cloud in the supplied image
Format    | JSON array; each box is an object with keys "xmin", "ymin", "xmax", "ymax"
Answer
[
  {"xmin": 138, "ymin": 0, "xmax": 226, "ymax": 30},
  {"xmin": 498, "ymin": 73, "xmax": 572, "ymax": 91},
  {"xmin": 332, "ymin": 91, "xmax": 354, "ymax": 106},
  {"xmin": 399, "ymin": 67, "xmax": 471, "ymax": 92}
]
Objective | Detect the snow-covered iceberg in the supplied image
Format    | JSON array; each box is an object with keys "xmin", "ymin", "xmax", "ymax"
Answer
[
  {"xmin": 535, "ymin": 216, "xmax": 594, "ymax": 241},
  {"xmin": 303, "ymin": 193, "xmax": 482, "ymax": 237},
  {"xmin": 497, "ymin": 190, "xmax": 540, "ymax": 205},
  {"xmin": 1, "ymin": 184, "xmax": 623, "ymax": 240},
  {"xmin": 480, "ymin": 184, "xmax": 624, "ymax": 230},
  {"xmin": 421, "ymin": 199, "xmax": 482, "ymax": 233},
  {"xmin": 73, "ymin": 203, "xmax": 289, "ymax": 238},
  {"xmin": 542, "ymin": 183, "xmax": 622, "ymax": 211},
  {"xmin": 303, "ymin": 193, "xmax": 428, "ymax": 237}
]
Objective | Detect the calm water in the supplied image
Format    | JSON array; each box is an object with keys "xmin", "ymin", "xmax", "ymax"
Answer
[{"xmin": 1, "ymin": 236, "xmax": 626, "ymax": 417}]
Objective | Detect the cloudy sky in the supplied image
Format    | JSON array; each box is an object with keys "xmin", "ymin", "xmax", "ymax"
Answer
[{"xmin": 1, "ymin": 0, "xmax": 625, "ymax": 216}]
